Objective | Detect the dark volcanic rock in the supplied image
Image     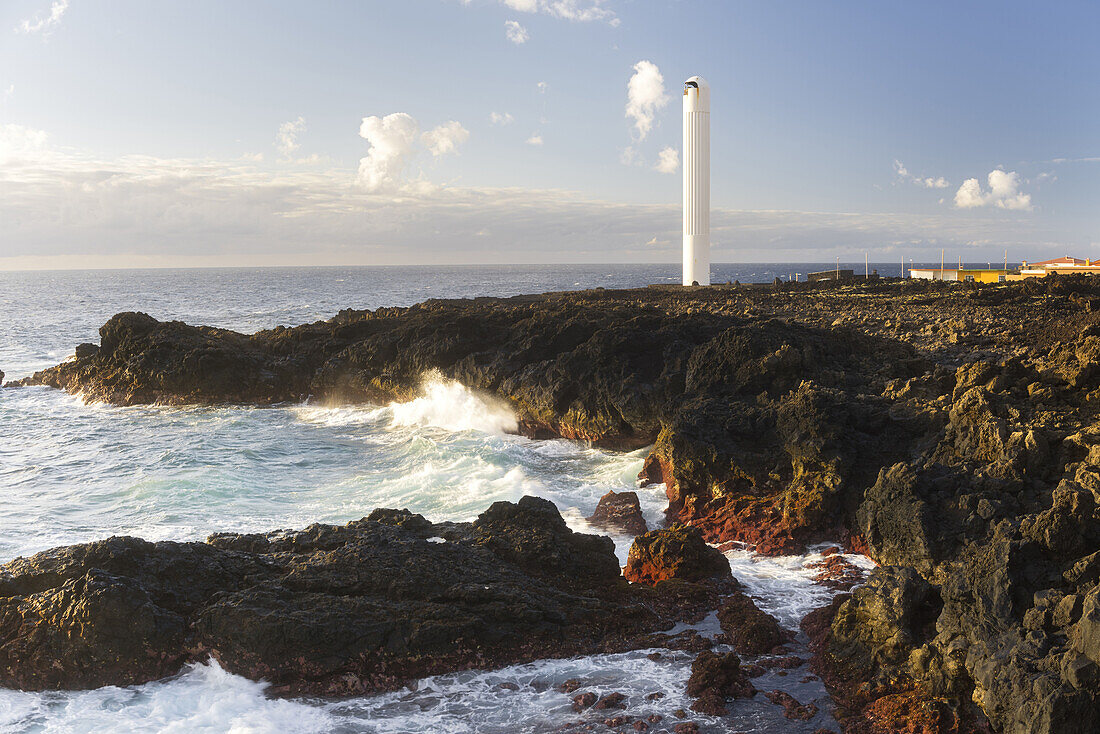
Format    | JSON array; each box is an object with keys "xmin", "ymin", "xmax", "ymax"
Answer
[
  {"xmin": 764, "ymin": 690, "xmax": 819, "ymax": 720},
  {"xmin": 716, "ymin": 590, "xmax": 790, "ymax": 655},
  {"xmin": 586, "ymin": 490, "xmax": 649, "ymax": 536},
  {"xmin": 21, "ymin": 274, "xmax": 1100, "ymax": 729},
  {"xmin": 685, "ymin": 650, "xmax": 756, "ymax": 715},
  {"xmin": 0, "ymin": 497, "xmax": 673, "ymax": 694},
  {"xmin": 828, "ymin": 567, "xmax": 942, "ymax": 674},
  {"xmin": 15, "ymin": 291, "xmax": 924, "ymax": 547},
  {"xmin": 572, "ymin": 692, "xmax": 598, "ymax": 712},
  {"xmin": 623, "ymin": 526, "xmax": 731, "ymax": 586}
]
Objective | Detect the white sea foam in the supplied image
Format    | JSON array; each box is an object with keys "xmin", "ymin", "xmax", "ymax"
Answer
[
  {"xmin": 0, "ymin": 385, "xmax": 651, "ymax": 562},
  {"xmin": 725, "ymin": 544, "xmax": 877, "ymax": 629},
  {"xmin": 321, "ymin": 649, "xmax": 717, "ymax": 733},
  {"xmin": 0, "ymin": 660, "xmax": 334, "ymax": 734},
  {"xmin": 388, "ymin": 374, "xmax": 519, "ymax": 435},
  {"xmin": 0, "ymin": 266, "xmax": 877, "ymax": 732},
  {"xmin": 0, "ymin": 652, "xmax": 719, "ymax": 734}
]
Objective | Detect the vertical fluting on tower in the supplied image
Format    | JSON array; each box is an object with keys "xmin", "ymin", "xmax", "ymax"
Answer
[{"xmin": 683, "ymin": 76, "xmax": 710, "ymax": 286}]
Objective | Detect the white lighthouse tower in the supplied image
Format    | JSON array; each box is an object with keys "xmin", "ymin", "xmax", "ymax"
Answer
[{"xmin": 682, "ymin": 76, "xmax": 710, "ymax": 286}]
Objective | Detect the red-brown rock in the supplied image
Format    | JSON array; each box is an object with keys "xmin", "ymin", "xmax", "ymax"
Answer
[
  {"xmin": 764, "ymin": 690, "xmax": 819, "ymax": 720},
  {"xmin": 593, "ymin": 692, "xmax": 627, "ymax": 710},
  {"xmin": 809, "ymin": 554, "xmax": 867, "ymax": 591},
  {"xmin": 623, "ymin": 527, "xmax": 731, "ymax": 586},
  {"xmin": 685, "ymin": 650, "xmax": 756, "ymax": 715},
  {"xmin": 572, "ymin": 692, "xmax": 598, "ymax": 712}
]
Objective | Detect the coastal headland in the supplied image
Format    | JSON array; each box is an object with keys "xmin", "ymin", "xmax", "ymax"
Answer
[{"xmin": 8, "ymin": 274, "xmax": 1100, "ymax": 732}]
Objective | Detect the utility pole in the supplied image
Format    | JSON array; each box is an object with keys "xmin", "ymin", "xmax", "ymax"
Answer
[
  {"xmin": 865, "ymin": 253, "xmax": 869, "ymax": 279},
  {"xmin": 836, "ymin": 256, "xmax": 839, "ymax": 281},
  {"xmin": 941, "ymin": 249, "xmax": 945, "ymax": 280}
]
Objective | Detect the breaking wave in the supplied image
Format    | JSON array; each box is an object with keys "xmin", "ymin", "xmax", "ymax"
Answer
[{"xmin": 388, "ymin": 373, "xmax": 519, "ymax": 436}]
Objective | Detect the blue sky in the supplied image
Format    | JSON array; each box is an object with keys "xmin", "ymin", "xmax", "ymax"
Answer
[{"xmin": 0, "ymin": 0, "xmax": 1096, "ymax": 268}]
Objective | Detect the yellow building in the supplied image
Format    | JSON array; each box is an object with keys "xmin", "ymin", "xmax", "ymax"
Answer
[{"xmin": 910, "ymin": 268, "xmax": 1008, "ymax": 283}]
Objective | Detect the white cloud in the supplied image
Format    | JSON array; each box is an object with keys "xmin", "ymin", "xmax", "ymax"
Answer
[
  {"xmin": 893, "ymin": 160, "xmax": 949, "ymax": 189},
  {"xmin": 0, "ymin": 123, "xmax": 49, "ymax": 164},
  {"xmin": 655, "ymin": 146, "xmax": 679, "ymax": 174},
  {"xmin": 358, "ymin": 113, "xmax": 423, "ymax": 192},
  {"xmin": 526, "ymin": 134, "xmax": 544, "ymax": 146},
  {"xmin": 537, "ymin": 81, "xmax": 548, "ymax": 93},
  {"xmin": 0, "ymin": 85, "xmax": 14, "ymax": 104},
  {"xmin": 954, "ymin": 169, "xmax": 1032, "ymax": 211},
  {"xmin": 988, "ymin": 169, "xmax": 1032, "ymax": 210},
  {"xmin": 472, "ymin": 0, "xmax": 615, "ymax": 24},
  {"xmin": 625, "ymin": 60, "xmax": 668, "ymax": 142},
  {"xmin": 357, "ymin": 114, "xmax": 468, "ymax": 193},
  {"xmin": 504, "ymin": 19, "xmax": 529, "ymax": 43},
  {"xmin": 421, "ymin": 120, "xmax": 470, "ymax": 157},
  {"xmin": 953, "ymin": 178, "xmax": 985, "ymax": 209},
  {"xmin": 275, "ymin": 117, "xmax": 306, "ymax": 158},
  {"xmin": 489, "ymin": 112, "xmax": 514, "ymax": 126},
  {"xmin": 0, "ymin": 122, "xmax": 1064, "ymax": 270},
  {"xmin": 16, "ymin": 0, "xmax": 69, "ymax": 34},
  {"xmin": 541, "ymin": 0, "xmax": 615, "ymax": 23}
]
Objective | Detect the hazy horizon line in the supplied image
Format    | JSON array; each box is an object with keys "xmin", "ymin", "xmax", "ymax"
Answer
[{"xmin": 0, "ymin": 259, "xmax": 1034, "ymax": 275}]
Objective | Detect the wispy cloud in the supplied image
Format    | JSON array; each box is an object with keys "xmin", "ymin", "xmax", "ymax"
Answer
[
  {"xmin": 0, "ymin": 121, "xmax": 1062, "ymax": 270},
  {"xmin": 526, "ymin": 133, "xmax": 544, "ymax": 146},
  {"xmin": 625, "ymin": 60, "xmax": 668, "ymax": 142},
  {"xmin": 15, "ymin": 0, "xmax": 69, "ymax": 34},
  {"xmin": 421, "ymin": 120, "xmax": 470, "ymax": 157},
  {"xmin": 893, "ymin": 160, "xmax": 949, "ymax": 189},
  {"xmin": 468, "ymin": 0, "xmax": 617, "ymax": 25},
  {"xmin": 504, "ymin": 19, "xmax": 529, "ymax": 44},
  {"xmin": 0, "ymin": 123, "xmax": 49, "ymax": 163},
  {"xmin": 275, "ymin": 117, "xmax": 306, "ymax": 158},
  {"xmin": 489, "ymin": 111, "xmax": 514, "ymax": 125}
]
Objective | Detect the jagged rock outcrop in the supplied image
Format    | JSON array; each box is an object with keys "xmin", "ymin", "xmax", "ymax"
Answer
[
  {"xmin": 18, "ymin": 273, "xmax": 1100, "ymax": 729},
  {"xmin": 586, "ymin": 490, "xmax": 649, "ymax": 536},
  {"xmin": 15, "ymin": 289, "xmax": 925, "ymax": 546},
  {"xmin": 685, "ymin": 650, "xmax": 757, "ymax": 715},
  {"xmin": 716, "ymin": 590, "xmax": 791, "ymax": 655},
  {"xmin": 0, "ymin": 497, "xmax": 679, "ymax": 695},
  {"xmin": 622, "ymin": 526, "xmax": 731, "ymax": 586}
]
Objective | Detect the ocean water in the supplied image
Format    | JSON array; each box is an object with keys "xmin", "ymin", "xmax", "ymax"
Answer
[{"xmin": 0, "ymin": 266, "xmax": 874, "ymax": 734}]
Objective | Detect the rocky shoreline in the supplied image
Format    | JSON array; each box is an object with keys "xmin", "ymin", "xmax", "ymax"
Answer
[
  {"xmin": 0, "ymin": 497, "xmax": 732, "ymax": 696},
  {"xmin": 8, "ymin": 274, "xmax": 1100, "ymax": 731}
]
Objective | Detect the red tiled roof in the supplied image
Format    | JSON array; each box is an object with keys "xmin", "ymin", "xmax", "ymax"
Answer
[{"xmin": 1029, "ymin": 256, "xmax": 1088, "ymax": 267}]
